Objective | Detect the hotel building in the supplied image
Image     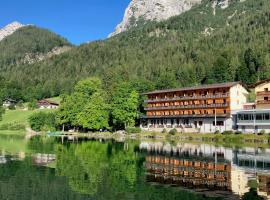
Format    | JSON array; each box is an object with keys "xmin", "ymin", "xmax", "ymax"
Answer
[
  {"xmin": 236, "ymin": 78, "xmax": 270, "ymax": 133},
  {"xmin": 141, "ymin": 82, "xmax": 248, "ymax": 133}
]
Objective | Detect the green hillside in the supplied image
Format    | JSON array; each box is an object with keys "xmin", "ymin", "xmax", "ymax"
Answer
[
  {"xmin": 1, "ymin": 0, "xmax": 270, "ymax": 101},
  {"xmin": 0, "ymin": 25, "xmax": 71, "ymax": 70}
]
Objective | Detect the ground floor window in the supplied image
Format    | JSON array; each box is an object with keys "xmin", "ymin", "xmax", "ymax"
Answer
[{"xmin": 213, "ymin": 121, "xmax": 224, "ymax": 126}]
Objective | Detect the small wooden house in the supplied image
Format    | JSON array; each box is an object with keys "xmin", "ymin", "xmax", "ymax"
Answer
[
  {"xmin": 2, "ymin": 98, "xmax": 17, "ymax": 108},
  {"xmin": 38, "ymin": 99, "xmax": 59, "ymax": 109}
]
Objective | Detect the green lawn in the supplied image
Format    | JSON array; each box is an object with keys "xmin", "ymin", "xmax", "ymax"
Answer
[
  {"xmin": 0, "ymin": 110, "xmax": 36, "ymax": 127},
  {"xmin": 0, "ymin": 109, "xmax": 55, "ymax": 134}
]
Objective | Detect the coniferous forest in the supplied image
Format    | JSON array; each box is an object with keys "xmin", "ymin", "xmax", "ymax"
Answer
[{"xmin": 0, "ymin": 0, "xmax": 270, "ymax": 102}]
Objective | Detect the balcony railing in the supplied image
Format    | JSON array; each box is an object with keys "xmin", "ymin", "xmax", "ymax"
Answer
[
  {"xmin": 145, "ymin": 103, "xmax": 229, "ymax": 111},
  {"xmin": 141, "ymin": 114, "xmax": 230, "ymax": 119},
  {"xmin": 145, "ymin": 93, "xmax": 229, "ymax": 103},
  {"xmin": 237, "ymin": 120, "xmax": 270, "ymax": 125},
  {"xmin": 257, "ymin": 100, "xmax": 270, "ymax": 105},
  {"xmin": 257, "ymin": 91, "xmax": 270, "ymax": 96}
]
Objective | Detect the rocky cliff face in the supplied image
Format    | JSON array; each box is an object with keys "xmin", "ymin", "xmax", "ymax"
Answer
[
  {"xmin": 109, "ymin": 0, "xmax": 202, "ymax": 37},
  {"xmin": 0, "ymin": 21, "xmax": 25, "ymax": 41}
]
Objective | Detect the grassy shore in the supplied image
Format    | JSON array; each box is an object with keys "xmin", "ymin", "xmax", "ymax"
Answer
[
  {"xmin": 0, "ymin": 109, "xmax": 53, "ymax": 136},
  {"xmin": 67, "ymin": 131, "xmax": 270, "ymax": 148},
  {"xmin": 138, "ymin": 132, "xmax": 270, "ymax": 148},
  {"xmin": 0, "ymin": 110, "xmax": 35, "ymax": 127}
]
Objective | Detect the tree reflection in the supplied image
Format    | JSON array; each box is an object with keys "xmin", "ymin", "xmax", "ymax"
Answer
[{"xmin": 55, "ymin": 140, "xmax": 220, "ymax": 200}]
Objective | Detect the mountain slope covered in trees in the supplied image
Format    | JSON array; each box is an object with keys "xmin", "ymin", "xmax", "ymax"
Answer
[
  {"xmin": 0, "ymin": 25, "xmax": 71, "ymax": 71},
  {"xmin": 1, "ymin": 0, "xmax": 270, "ymax": 101}
]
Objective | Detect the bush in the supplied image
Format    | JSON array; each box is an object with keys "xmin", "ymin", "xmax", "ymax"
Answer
[
  {"xmin": 222, "ymin": 131, "xmax": 234, "ymax": 135},
  {"xmin": 258, "ymin": 130, "xmax": 266, "ymax": 136},
  {"xmin": 126, "ymin": 127, "xmax": 141, "ymax": 134},
  {"xmin": 162, "ymin": 128, "xmax": 167, "ymax": 134},
  {"xmin": 214, "ymin": 130, "xmax": 220, "ymax": 134},
  {"xmin": 8, "ymin": 104, "xmax": 16, "ymax": 110},
  {"xmin": 28, "ymin": 100, "xmax": 38, "ymax": 110},
  {"xmin": 169, "ymin": 128, "xmax": 177, "ymax": 135},
  {"xmin": 235, "ymin": 131, "xmax": 242, "ymax": 135},
  {"xmin": 29, "ymin": 112, "xmax": 56, "ymax": 132}
]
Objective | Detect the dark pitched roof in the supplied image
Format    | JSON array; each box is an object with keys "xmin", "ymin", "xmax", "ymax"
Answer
[
  {"xmin": 3, "ymin": 98, "xmax": 17, "ymax": 103},
  {"xmin": 143, "ymin": 82, "xmax": 242, "ymax": 95},
  {"xmin": 38, "ymin": 99, "xmax": 59, "ymax": 106},
  {"xmin": 249, "ymin": 78, "xmax": 270, "ymax": 88}
]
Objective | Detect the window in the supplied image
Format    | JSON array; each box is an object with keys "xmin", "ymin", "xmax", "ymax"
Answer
[
  {"xmin": 217, "ymin": 121, "xmax": 224, "ymax": 126},
  {"xmin": 264, "ymin": 97, "xmax": 269, "ymax": 101},
  {"xmin": 199, "ymin": 121, "xmax": 203, "ymax": 126},
  {"xmin": 256, "ymin": 114, "xmax": 263, "ymax": 120},
  {"xmin": 213, "ymin": 121, "xmax": 224, "ymax": 126},
  {"xmin": 264, "ymin": 88, "xmax": 269, "ymax": 92}
]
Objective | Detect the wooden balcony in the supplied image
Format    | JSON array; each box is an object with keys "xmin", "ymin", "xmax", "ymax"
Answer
[
  {"xmin": 145, "ymin": 103, "xmax": 229, "ymax": 111},
  {"xmin": 257, "ymin": 100, "xmax": 270, "ymax": 105},
  {"xmin": 257, "ymin": 91, "xmax": 270, "ymax": 96},
  {"xmin": 141, "ymin": 114, "xmax": 230, "ymax": 119},
  {"xmin": 145, "ymin": 93, "xmax": 229, "ymax": 103}
]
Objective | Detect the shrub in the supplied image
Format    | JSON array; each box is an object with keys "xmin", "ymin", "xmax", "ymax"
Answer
[
  {"xmin": 235, "ymin": 131, "xmax": 242, "ymax": 135},
  {"xmin": 29, "ymin": 112, "xmax": 56, "ymax": 132},
  {"xmin": 214, "ymin": 130, "xmax": 220, "ymax": 134},
  {"xmin": 258, "ymin": 130, "xmax": 266, "ymax": 136},
  {"xmin": 126, "ymin": 127, "xmax": 141, "ymax": 134},
  {"xmin": 169, "ymin": 128, "xmax": 177, "ymax": 135},
  {"xmin": 222, "ymin": 131, "xmax": 233, "ymax": 135},
  {"xmin": 8, "ymin": 104, "xmax": 16, "ymax": 110},
  {"xmin": 161, "ymin": 128, "xmax": 167, "ymax": 134},
  {"xmin": 28, "ymin": 100, "xmax": 38, "ymax": 110}
]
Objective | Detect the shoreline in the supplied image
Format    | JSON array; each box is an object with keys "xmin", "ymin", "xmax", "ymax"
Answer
[
  {"xmin": 51, "ymin": 131, "xmax": 270, "ymax": 148},
  {"xmin": 0, "ymin": 130, "xmax": 270, "ymax": 148}
]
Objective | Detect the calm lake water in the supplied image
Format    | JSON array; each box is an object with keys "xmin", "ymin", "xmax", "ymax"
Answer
[{"xmin": 0, "ymin": 135, "xmax": 269, "ymax": 200}]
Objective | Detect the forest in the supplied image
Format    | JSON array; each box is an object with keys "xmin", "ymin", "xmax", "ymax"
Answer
[{"xmin": 0, "ymin": 0, "xmax": 269, "ymax": 103}]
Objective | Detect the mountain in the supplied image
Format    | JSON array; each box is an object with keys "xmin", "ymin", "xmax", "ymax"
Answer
[
  {"xmin": 109, "ymin": 0, "xmax": 235, "ymax": 37},
  {"xmin": 0, "ymin": 25, "xmax": 72, "ymax": 70},
  {"xmin": 110, "ymin": 0, "xmax": 202, "ymax": 37},
  {"xmin": 1, "ymin": 0, "xmax": 270, "ymax": 101},
  {"xmin": 0, "ymin": 21, "xmax": 25, "ymax": 41}
]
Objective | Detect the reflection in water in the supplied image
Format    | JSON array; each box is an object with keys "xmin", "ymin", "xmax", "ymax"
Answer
[
  {"xmin": 140, "ymin": 142, "xmax": 270, "ymax": 199},
  {"xmin": 0, "ymin": 135, "xmax": 269, "ymax": 200}
]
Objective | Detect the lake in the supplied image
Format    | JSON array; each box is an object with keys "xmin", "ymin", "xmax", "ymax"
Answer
[{"xmin": 0, "ymin": 135, "xmax": 268, "ymax": 200}]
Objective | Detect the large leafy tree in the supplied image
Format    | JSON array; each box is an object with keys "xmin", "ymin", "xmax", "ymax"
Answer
[
  {"xmin": 57, "ymin": 77, "xmax": 106, "ymax": 130},
  {"xmin": 111, "ymin": 83, "xmax": 139, "ymax": 129},
  {"xmin": 77, "ymin": 92, "xmax": 109, "ymax": 130}
]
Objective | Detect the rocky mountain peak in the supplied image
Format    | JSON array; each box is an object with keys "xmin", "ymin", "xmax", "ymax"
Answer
[
  {"xmin": 0, "ymin": 21, "xmax": 25, "ymax": 41},
  {"xmin": 109, "ymin": 0, "xmax": 202, "ymax": 37}
]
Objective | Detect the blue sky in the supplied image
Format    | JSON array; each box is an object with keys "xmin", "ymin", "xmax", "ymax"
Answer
[{"xmin": 0, "ymin": 0, "xmax": 130, "ymax": 45}]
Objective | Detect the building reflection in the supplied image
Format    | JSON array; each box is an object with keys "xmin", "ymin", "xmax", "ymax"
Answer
[
  {"xmin": 140, "ymin": 142, "xmax": 270, "ymax": 199},
  {"xmin": 32, "ymin": 153, "xmax": 56, "ymax": 166},
  {"xmin": 0, "ymin": 150, "xmax": 55, "ymax": 167}
]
